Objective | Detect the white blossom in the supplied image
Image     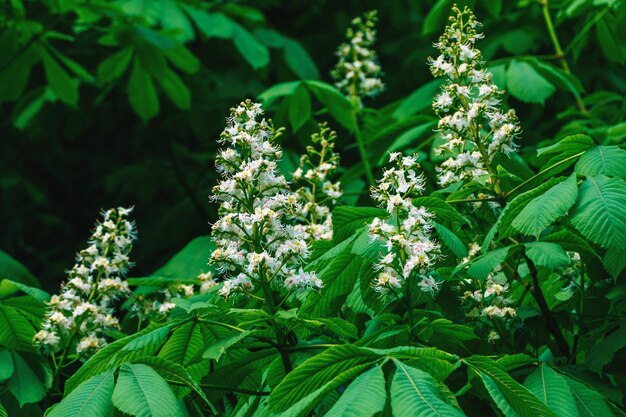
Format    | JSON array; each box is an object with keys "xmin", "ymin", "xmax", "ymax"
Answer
[
  {"xmin": 331, "ymin": 10, "xmax": 384, "ymax": 106},
  {"xmin": 34, "ymin": 207, "xmax": 136, "ymax": 358},
  {"xmin": 429, "ymin": 6, "xmax": 521, "ymax": 191},
  {"xmin": 369, "ymin": 153, "xmax": 441, "ymax": 295},
  {"xmin": 210, "ymin": 100, "xmax": 321, "ymax": 299}
]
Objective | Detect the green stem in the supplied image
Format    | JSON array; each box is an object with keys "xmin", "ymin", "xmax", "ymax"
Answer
[
  {"xmin": 504, "ymin": 151, "xmax": 585, "ymax": 198},
  {"xmin": 540, "ymin": 0, "xmax": 587, "ymax": 112},
  {"xmin": 353, "ymin": 118, "xmax": 376, "ymax": 186}
]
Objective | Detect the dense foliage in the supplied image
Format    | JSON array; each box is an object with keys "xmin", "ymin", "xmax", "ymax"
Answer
[{"xmin": 1, "ymin": 1, "xmax": 626, "ymax": 416}]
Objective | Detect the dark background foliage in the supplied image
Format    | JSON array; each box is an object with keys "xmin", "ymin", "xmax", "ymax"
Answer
[{"xmin": 1, "ymin": 0, "xmax": 625, "ymax": 291}]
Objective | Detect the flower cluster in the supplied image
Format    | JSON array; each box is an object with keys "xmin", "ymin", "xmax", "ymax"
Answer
[
  {"xmin": 369, "ymin": 153, "xmax": 441, "ymax": 295},
  {"xmin": 429, "ymin": 6, "xmax": 520, "ymax": 190},
  {"xmin": 130, "ymin": 272, "xmax": 217, "ymax": 322},
  {"xmin": 210, "ymin": 100, "xmax": 322, "ymax": 299},
  {"xmin": 331, "ymin": 10, "xmax": 384, "ymax": 106},
  {"xmin": 34, "ymin": 208, "xmax": 136, "ymax": 357},
  {"xmin": 290, "ymin": 123, "xmax": 343, "ymax": 243}
]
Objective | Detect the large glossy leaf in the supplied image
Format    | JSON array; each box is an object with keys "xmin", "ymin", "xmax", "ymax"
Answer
[
  {"xmin": 570, "ymin": 175, "xmax": 626, "ymax": 250},
  {"xmin": 524, "ymin": 242, "xmax": 570, "ymax": 270},
  {"xmin": 524, "ymin": 364, "xmax": 578, "ymax": 417},
  {"xmin": 465, "ymin": 356, "xmax": 556, "ymax": 417},
  {"xmin": 47, "ymin": 371, "xmax": 114, "ymax": 417},
  {"xmin": 512, "ymin": 174, "xmax": 578, "ymax": 238},
  {"xmin": 324, "ymin": 365, "xmax": 386, "ymax": 417},
  {"xmin": 575, "ymin": 146, "xmax": 626, "ymax": 180},
  {"xmin": 6, "ymin": 351, "xmax": 46, "ymax": 407},
  {"xmin": 564, "ymin": 376, "xmax": 615, "ymax": 417},
  {"xmin": 507, "ymin": 60, "xmax": 555, "ymax": 104},
  {"xmin": 269, "ymin": 344, "xmax": 379, "ymax": 412},
  {"xmin": 0, "ymin": 304, "xmax": 37, "ymax": 351},
  {"xmin": 537, "ymin": 135, "xmax": 595, "ymax": 168},
  {"xmin": 331, "ymin": 206, "xmax": 387, "ymax": 243},
  {"xmin": 390, "ymin": 360, "xmax": 464, "ymax": 417},
  {"xmin": 112, "ymin": 363, "xmax": 184, "ymax": 417}
]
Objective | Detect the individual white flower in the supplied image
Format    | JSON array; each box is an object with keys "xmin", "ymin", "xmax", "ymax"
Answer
[
  {"xmin": 290, "ymin": 123, "xmax": 343, "ymax": 243},
  {"xmin": 369, "ymin": 153, "xmax": 441, "ymax": 295},
  {"xmin": 428, "ymin": 6, "xmax": 521, "ymax": 192},
  {"xmin": 34, "ymin": 207, "xmax": 136, "ymax": 358},
  {"xmin": 210, "ymin": 100, "xmax": 321, "ymax": 299},
  {"xmin": 331, "ymin": 10, "xmax": 384, "ymax": 106}
]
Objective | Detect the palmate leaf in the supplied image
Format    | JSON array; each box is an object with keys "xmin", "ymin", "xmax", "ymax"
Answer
[
  {"xmin": 524, "ymin": 242, "xmax": 570, "ymax": 270},
  {"xmin": 512, "ymin": 174, "xmax": 578, "ymax": 238},
  {"xmin": 536, "ymin": 135, "xmax": 595, "ymax": 168},
  {"xmin": 465, "ymin": 356, "xmax": 556, "ymax": 417},
  {"xmin": 587, "ymin": 324, "xmax": 626, "ymax": 374},
  {"xmin": 390, "ymin": 360, "xmax": 465, "ymax": 417},
  {"xmin": 47, "ymin": 371, "xmax": 114, "ymax": 417},
  {"xmin": 480, "ymin": 374, "xmax": 520, "ymax": 417},
  {"xmin": 465, "ymin": 247, "xmax": 510, "ymax": 279},
  {"xmin": 158, "ymin": 321, "xmax": 205, "ymax": 366},
  {"xmin": 323, "ymin": 365, "xmax": 386, "ymax": 417},
  {"xmin": 268, "ymin": 344, "xmax": 380, "ymax": 412},
  {"xmin": 112, "ymin": 363, "xmax": 185, "ymax": 417},
  {"xmin": 570, "ymin": 175, "xmax": 626, "ymax": 250},
  {"xmin": 0, "ymin": 304, "xmax": 37, "ymax": 351},
  {"xmin": 332, "ymin": 206, "xmax": 387, "ymax": 243},
  {"xmin": 564, "ymin": 376, "xmax": 615, "ymax": 417},
  {"xmin": 434, "ymin": 222, "xmax": 468, "ymax": 259},
  {"xmin": 6, "ymin": 351, "xmax": 46, "ymax": 407},
  {"xmin": 524, "ymin": 364, "xmax": 578, "ymax": 417}
]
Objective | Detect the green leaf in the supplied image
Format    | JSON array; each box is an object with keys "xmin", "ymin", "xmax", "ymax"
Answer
[
  {"xmin": 7, "ymin": 351, "xmax": 46, "ymax": 407},
  {"xmin": 39, "ymin": 47, "xmax": 78, "ymax": 106},
  {"xmin": 466, "ymin": 247, "xmax": 510, "ymax": 279},
  {"xmin": 332, "ymin": 206, "xmax": 387, "ymax": 243},
  {"xmin": 0, "ymin": 304, "xmax": 37, "ymax": 350},
  {"xmin": 0, "ymin": 279, "xmax": 49, "ymax": 302},
  {"xmin": 130, "ymin": 356, "xmax": 216, "ymax": 413},
  {"xmin": 163, "ymin": 45, "xmax": 199, "ymax": 74},
  {"xmin": 500, "ymin": 177, "xmax": 568, "ymax": 238},
  {"xmin": 570, "ymin": 175, "xmax": 626, "ymax": 250},
  {"xmin": 0, "ymin": 250, "xmax": 40, "ymax": 287},
  {"xmin": 507, "ymin": 60, "xmax": 555, "ymax": 104},
  {"xmin": 391, "ymin": 360, "xmax": 464, "ymax": 417},
  {"xmin": 158, "ymin": 321, "xmax": 204, "ymax": 366},
  {"xmin": 603, "ymin": 247, "xmax": 626, "ymax": 279},
  {"xmin": 524, "ymin": 364, "xmax": 578, "ymax": 417},
  {"xmin": 0, "ymin": 349, "xmax": 14, "ymax": 381},
  {"xmin": 417, "ymin": 197, "xmax": 469, "ymax": 226},
  {"xmin": 283, "ymin": 39, "xmax": 320, "ymax": 80},
  {"xmin": 480, "ymin": 374, "xmax": 520, "ymax": 417},
  {"xmin": 422, "ymin": 0, "xmax": 454, "ymax": 35},
  {"xmin": 564, "ymin": 376, "xmax": 615, "ymax": 417},
  {"xmin": 47, "ymin": 371, "xmax": 114, "ymax": 417},
  {"xmin": 288, "ymin": 85, "xmax": 311, "ymax": 132},
  {"xmin": 525, "ymin": 242, "xmax": 570, "ymax": 270},
  {"xmin": 434, "ymin": 222, "xmax": 468, "ymax": 259},
  {"xmin": 537, "ymin": 135, "xmax": 595, "ymax": 168},
  {"xmin": 304, "ymin": 81, "xmax": 357, "ymax": 131},
  {"xmin": 512, "ymin": 174, "xmax": 578, "ymax": 238},
  {"xmin": 112, "ymin": 363, "xmax": 185, "ymax": 417},
  {"xmin": 393, "ymin": 79, "xmax": 443, "ymax": 119},
  {"xmin": 465, "ymin": 356, "xmax": 557, "ymax": 417},
  {"xmin": 269, "ymin": 344, "xmax": 379, "ymax": 412},
  {"xmin": 575, "ymin": 146, "xmax": 626, "ymax": 180},
  {"xmin": 587, "ymin": 324, "xmax": 626, "ymax": 374},
  {"xmin": 324, "ymin": 366, "xmax": 386, "ymax": 417},
  {"xmin": 127, "ymin": 57, "xmax": 159, "ymax": 122},
  {"xmin": 202, "ymin": 330, "xmax": 250, "ymax": 361},
  {"xmin": 157, "ymin": 68, "xmax": 190, "ymax": 110}
]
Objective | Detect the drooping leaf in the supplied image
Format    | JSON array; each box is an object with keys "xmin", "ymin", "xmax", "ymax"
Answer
[
  {"xmin": 524, "ymin": 364, "xmax": 578, "ymax": 417},
  {"xmin": 39, "ymin": 47, "xmax": 78, "ymax": 106},
  {"xmin": 507, "ymin": 60, "xmax": 555, "ymax": 104},
  {"xmin": 6, "ymin": 351, "xmax": 46, "ymax": 407},
  {"xmin": 47, "ymin": 371, "xmax": 115, "ymax": 417},
  {"xmin": 391, "ymin": 360, "xmax": 464, "ymax": 417},
  {"xmin": 112, "ymin": 363, "xmax": 185, "ymax": 417},
  {"xmin": 324, "ymin": 365, "xmax": 386, "ymax": 417},
  {"xmin": 564, "ymin": 376, "xmax": 615, "ymax": 417},
  {"xmin": 127, "ymin": 57, "xmax": 159, "ymax": 122}
]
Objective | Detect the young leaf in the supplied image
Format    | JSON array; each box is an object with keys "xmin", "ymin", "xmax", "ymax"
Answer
[
  {"xmin": 512, "ymin": 174, "xmax": 578, "ymax": 238},
  {"xmin": 324, "ymin": 365, "xmax": 386, "ymax": 417},
  {"xmin": 112, "ymin": 363, "xmax": 185, "ymax": 417},
  {"xmin": 391, "ymin": 360, "xmax": 464, "ymax": 417},
  {"xmin": 570, "ymin": 175, "xmax": 626, "ymax": 250},
  {"xmin": 47, "ymin": 371, "xmax": 115, "ymax": 417},
  {"xmin": 524, "ymin": 364, "xmax": 578, "ymax": 417}
]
